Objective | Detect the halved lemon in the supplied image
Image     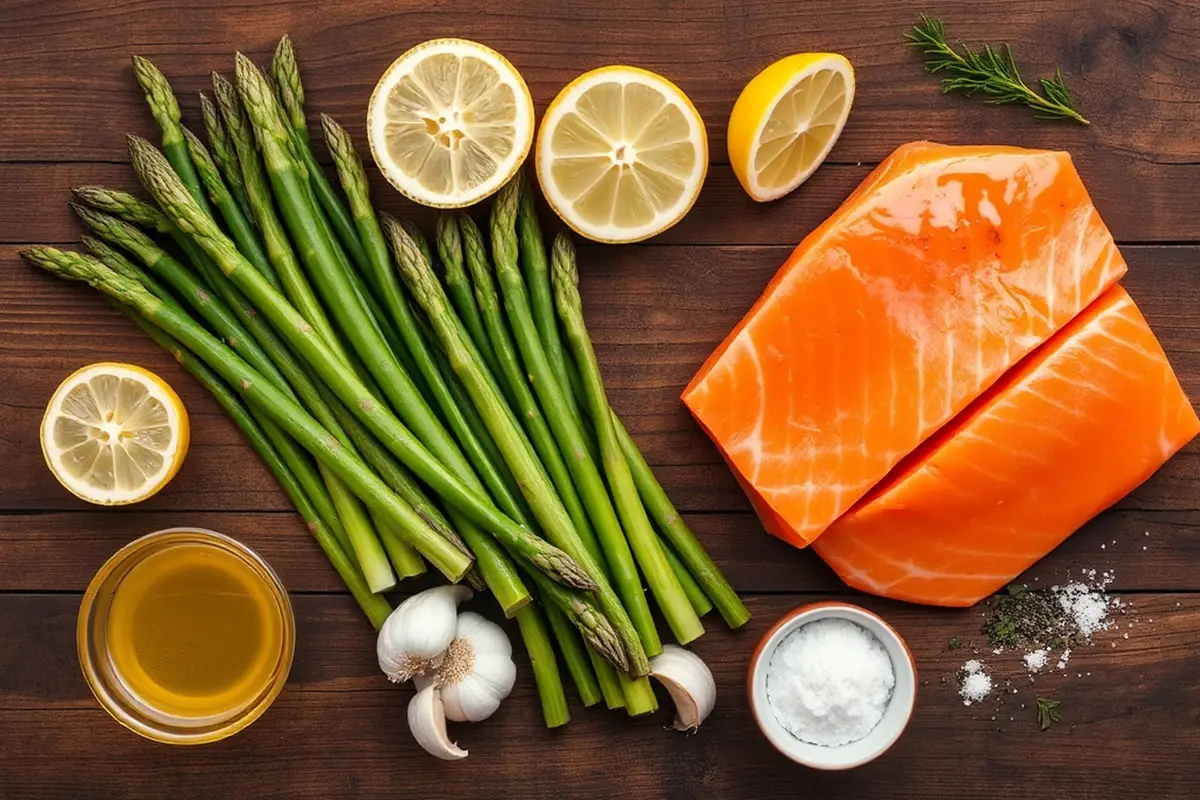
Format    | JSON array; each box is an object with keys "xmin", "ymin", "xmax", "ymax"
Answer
[
  {"xmin": 727, "ymin": 53, "xmax": 855, "ymax": 202},
  {"xmin": 536, "ymin": 66, "xmax": 708, "ymax": 243},
  {"xmin": 41, "ymin": 363, "xmax": 189, "ymax": 505},
  {"xmin": 367, "ymin": 38, "xmax": 535, "ymax": 209}
]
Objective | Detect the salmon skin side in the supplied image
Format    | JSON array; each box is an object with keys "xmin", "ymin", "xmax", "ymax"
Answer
[
  {"xmin": 812, "ymin": 286, "xmax": 1200, "ymax": 607},
  {"xmin": 682, "ymin": 141, "xmax": 1127, "ymax": 549}
]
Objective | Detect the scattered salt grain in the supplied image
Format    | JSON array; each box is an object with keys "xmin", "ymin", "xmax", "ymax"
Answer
[
  {"xmin": 765, "ymin": 618, "xmax": 895, "ymax": 747},
  {"xmin": 1056, "ymin": 649, "xmax": 1071, "ymax": 670},
  {"xmin": 1054, "ymin": 582, "xmax": 1112, "ymax": 637},
  {"xmin": 959, "ymin": 660, "xmax": 992, "ymax": 706},
  {"xmin": 1023, "ymin": 649, "xmax": 1048, "ymax": 672}
]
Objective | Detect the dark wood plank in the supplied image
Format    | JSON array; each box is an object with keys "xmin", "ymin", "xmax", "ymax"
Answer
[
  {"xmin": 4, "ymin": 244, "xmax": 1198, "ymax": 513},
  {"xmin": 3, "ymin": 507, "xmax": 1198, "ymax": 595},
  {"xmin": 2, "ymin": 0, "xmax": 1198, "ymax": 170},
  {"xmin": 1, "ymin": 592, "xmax": 1196, "ymax": 799},
  {"xmin": 5, "ymin": 155, "xmax": 1200, "ymax": 248}
]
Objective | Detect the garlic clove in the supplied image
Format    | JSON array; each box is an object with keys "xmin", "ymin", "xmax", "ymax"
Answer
[
  {"xmin": 456, "ymin": 610, "xmax": 513, "ymax": 659},
  {"xmin": 470, "ymin": 652, "xmax": 517, "ymax": 699},
  {"xmin": 649, "ymin": 644, "xmax": 716, "ymax": 732},
  {"xmin": 378, "ymin": 585, "xmax": 473, "ymax": 683},
  {"xmin": 408, "ymin": 684, "xmax": 468, "ymax": 761},
  {"xmin": 437, "ymin": 611, "xmax": 517, "ymax": 723},
  {"xmin": 441, "ymin": 675, "xmax": 503, "ymax": 723}
]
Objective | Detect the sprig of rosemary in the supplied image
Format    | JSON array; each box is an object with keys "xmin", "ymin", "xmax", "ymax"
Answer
[
  {"xmin": 906, "ymin": 14, "xmax": 1090, "ymax": 125},
  {"xmin": 1036, "ymin": 697, "xmax": 1063, "ymax": 730}
]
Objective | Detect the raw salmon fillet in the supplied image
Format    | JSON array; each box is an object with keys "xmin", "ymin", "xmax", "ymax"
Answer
[
  {"xmin": 683, "ymin": 142, "xmax": 1127, "ymax": 547},
  {"xmin": 812, "ymin": 286, "xmax": 1200, "ymax": 606}
]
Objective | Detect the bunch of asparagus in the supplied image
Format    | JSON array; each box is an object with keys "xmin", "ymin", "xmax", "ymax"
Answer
[{"xmin": 23, "ymin": 37, "xmax": 749, "ymax": 727}]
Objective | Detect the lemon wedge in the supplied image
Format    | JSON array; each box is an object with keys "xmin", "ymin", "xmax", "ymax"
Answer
[
  {"xmin": 536, "ymin": 66, "xmax": 708, "ymax": 243},
  {"xmin": 368, "ymin": 38, "xmax": 535, "ymax": 208},
  {"xmin": 41, "ymin": 363, "xmax": 189, "ymax": 505},
  {"xmin": 727, "ymin": 53, "xmax": 855, "ymax": 202}
]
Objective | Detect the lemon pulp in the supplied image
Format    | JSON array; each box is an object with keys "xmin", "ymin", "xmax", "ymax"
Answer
[
  {"xmin": 369, "ymin": 39, "xmax": 534, "ymax": 208},
  {"xmin": 41, "ymin": 363, "xmax": 188, "ymax": 505},
  {"xmin": 537, "ymin": 66, "xmax": 707, "ymax": 243}
]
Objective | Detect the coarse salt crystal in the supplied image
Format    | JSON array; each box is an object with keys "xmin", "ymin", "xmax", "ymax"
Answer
[
  {"xmin": 1054, "ymin": 582, "xmax": 1111, "ymax": 637},
  {"xmin": 1023, "ymin": 649, "xmax": 1048, "ymax": 672},
  {"xmin": 765, "ymin": 618, "xmax": 895, "ymax": 747},
  {"xmin": 960, "ymin": 669, "xmax": 992, "ymax": 706}
]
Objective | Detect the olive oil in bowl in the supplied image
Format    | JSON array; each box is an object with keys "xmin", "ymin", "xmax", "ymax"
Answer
[{"xmin": 78, "ymin": 528, "xmax": 295, "ymax": 744}]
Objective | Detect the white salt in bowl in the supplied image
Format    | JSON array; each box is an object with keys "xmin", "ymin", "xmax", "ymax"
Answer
[{"xmin": 747, "ymin": 602, "xmax": 916, "ymax": 770}]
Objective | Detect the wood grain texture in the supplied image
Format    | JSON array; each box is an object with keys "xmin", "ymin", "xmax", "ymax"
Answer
[
  {"xmin": 5, "ymin": 245, "xmax": 1199, "ymax": 513},
  {"xmin": 2, "ymin": 0, "xmax": 1198, "ymax": 164},
  {"xmin": 5, "ymin": 155, "xmax": 1200, "ymax": 247},
  {"xmin": 3, "ymin": 0, "xmax": 1200, "ymax": 796},
  {"xmin": 2, "ymin": 593, "xmax": 1198, "ymax": 800},
  {"xmin": 3, "ymin": 507, "xmax": 1198, "ymax": 595}
]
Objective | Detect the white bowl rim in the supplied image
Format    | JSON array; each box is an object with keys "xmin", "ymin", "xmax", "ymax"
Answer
[{"xmin": 747, "ymin": 601, "xmax": 917, "ymax": 770}]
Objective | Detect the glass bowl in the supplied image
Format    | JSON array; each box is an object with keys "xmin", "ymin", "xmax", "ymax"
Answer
[{"xmin": 77, "ymin": 527, "xmax": 295, "ymax": 745}]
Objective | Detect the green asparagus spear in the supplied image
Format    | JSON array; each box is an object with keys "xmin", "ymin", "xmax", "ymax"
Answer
[
  {"xmin": 612, "ymin": 410, "xmax": 750, "ymax": 628},
  {"xmin": 198, "ymin": 91, "xmax": 253, "ymax": 224},
  {"xmin": 131, "ymin": 55, "xmax": 213, "ymax": 215},
  {"xmin": 269, "ymin": 37, "xmax": 368, "ymax": 272},
  {"xmin": 385, "ymin": 218, "xmax": 648, "ymax": 678},
  {"xmin": 664, "ymin": 541, "xmax": 713, "ymax": 617},
  {"xmin": 81, "ymin": 234, "xmax": 173, "ymax": 303},
  {"xmin": 74, "ymin": 202, "xmax": 398, "ymax": 591},
  {"xmin": 84, "ymin": 236, "xmax": 354, "ymax": 562},
  {"xmin": 454, "ymin": 214, "xmax": 625, "ymax": 707},
  {"xmin": 545, "ymin": 603, "xmax": 603, "ymax": 707},
  {"xmin": 435, "ymin": 216, "xmax": 502, "ymax": 380},
  {"xmin": 23, "ymin": 247, "xmax": 473, "ymax": 584},
  {"xmin": 237, "ymin": 59, "xmax": 532, "ymax": 608},
  {"xmin": 181, "ymin": 125, "xmax": 277, "ymax": 288},
  {"xmin": 516, "ymin": 178, "xmax": 589, "ymax": 453},
  {"xmin": 549, "ymin": 236, "xmax": 751, "ymax": 629},
  {"xmin": 514, "ymin": 604, "xmax": 569, "ymax": 728},
  {"xmin": 458, "ymin": 214, "xmax": 603, "ymax": 562},
  {"xmin": 127, "ymin": 136, "xmax": 596, "ymax": 597},
  {"xmin": 545, "ymin": 227, "xmax": 703, "ymax": 645},
  {"xmin": 322, "ymin": 115, "xmax": 530, "ymax": 564},
  {"xmin": 272, "ymin": 35, "xmax": 308, "ymax": 144},
  {"xmin": 121, "ymin": 307, "xmax": 391, "ymax": 628},
  {"xmin": 210, "ymin": 72, "xmax": 352, "ymax": 367},
  {"xmin": 494, "ymin": 181, "xmax": 693, "ymax": 652}
]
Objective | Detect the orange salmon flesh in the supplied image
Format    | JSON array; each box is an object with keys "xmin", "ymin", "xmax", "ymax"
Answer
[{"xmin": 683, "ymin": 141, "xmax": 1196, "ymax": 605}]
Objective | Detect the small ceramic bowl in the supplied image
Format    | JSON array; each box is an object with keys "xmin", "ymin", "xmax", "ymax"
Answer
[{"xmin": 747, "ymin": 602, "xmax": 916, "ymax": 769}]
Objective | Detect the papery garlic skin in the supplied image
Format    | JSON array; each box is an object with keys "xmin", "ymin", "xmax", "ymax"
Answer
[
  {"xmin": 408, "ymin": 684, "xmax": 468, "ymax": 761},
  {"xmin": 378, "ymin": 585, "xmax": 473, "ymax": 683},
  {"xmin": 438, "ymin": 611, "xmax": 517, "ymax": 723},
  {"xmin": 649, "ymin": 645, "xmax": 716, "ymax": 731}
]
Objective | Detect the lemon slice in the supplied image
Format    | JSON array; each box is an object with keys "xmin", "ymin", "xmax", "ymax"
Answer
[
  {"xmin": 536, "ymin": 66, "xmax": 708, "ymax": 243},
  {"xmin": 41, "ymin": 363, "xmax": 189, "ymax": 505},
  {"xmin": 367, "ymin": 38, "xmax": 535, "ymax": 208},
  {"xmin": 727, "ymin": 53, "xmax": 855, "ymax": 202}
]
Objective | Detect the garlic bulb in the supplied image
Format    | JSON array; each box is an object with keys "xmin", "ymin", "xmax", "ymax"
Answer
[
  {"xmin": 438, "ymin": 611, "xmax": 516, "ymax": 722},
  {"xmin": 378, "ymin": 585, "xmax": 473, "ymax": 683},
  {"xmin": 649, "ymin": 645, "xmax": 716, "ymax": 731},
  {"xmin": 408, "ymin": 684, "xmax": 468, "ymax": 761}
]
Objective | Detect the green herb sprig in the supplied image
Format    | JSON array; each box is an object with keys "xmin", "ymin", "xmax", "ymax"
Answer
[
  {"xmin": 906, "ymin": 14, "xmax": 1089, "ymax": 125},
  {"xmin": 1036, "ymin": 697, "xmax": 1063, "ymax": 730}
]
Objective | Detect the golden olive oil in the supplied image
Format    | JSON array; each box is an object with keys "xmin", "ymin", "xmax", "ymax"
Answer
[{"xmin": 105, "ymin": 542, "xmax": 285, "ymax": 721}]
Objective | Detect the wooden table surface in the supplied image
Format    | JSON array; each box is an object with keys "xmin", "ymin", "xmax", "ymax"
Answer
[{"xmin": 3, "ymin": 0, "xmax": 1200, "ymax": 797}]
